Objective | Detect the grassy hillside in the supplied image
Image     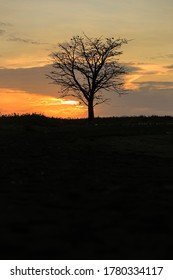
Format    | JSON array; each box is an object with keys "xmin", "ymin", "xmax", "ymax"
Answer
[{"xmin": 0, "ymin": 114, "xmax": 173, "ymax": 259}]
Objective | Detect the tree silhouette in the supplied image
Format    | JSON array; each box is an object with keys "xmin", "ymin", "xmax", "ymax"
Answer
[{"xmin": 47, "ymin": 34, "xmax": 128, "ymax": 120}]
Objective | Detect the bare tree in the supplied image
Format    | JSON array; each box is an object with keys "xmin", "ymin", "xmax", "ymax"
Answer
[{"xmin": 47, "ymin": 34, "xmax": 128, "ymax": 120}]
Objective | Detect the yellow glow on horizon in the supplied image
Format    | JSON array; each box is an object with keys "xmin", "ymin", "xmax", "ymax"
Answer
[{"xmin": 0, "ymin": 88, "xmax": 87, "ymax": 118}]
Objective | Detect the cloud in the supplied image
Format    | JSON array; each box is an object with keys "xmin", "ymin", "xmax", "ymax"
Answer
[
  {"xmin": 7, "ymin": 36, "xmax": 47, "ymax": 45},
  {"xmin": 166, "ymin": 54, "xmax": 173, "ymax": 59},
  {"xmin": 150, "ymin": 53, "xmax": 173, "ymax": 60},
  {"xmin": 124, "ymin": 62, "xmax": 163, "ymax": 76},
  {"xmin": 96, "ymin": 82, "xmax": 173, "ymax": 117},
  {"xmin": 134, "ymin": 81, "xmax": 173, "ymax": 90},
  {"xmin": 0, "ymin": 65, "xmax": 58, "ymax": 97},
  {"xmin": 163, "ymin": 64, "xmax": 173, "ymax": 69},
  {"xmin": 0, "ymin": 65, "xmax": 173, "ymax": 118},
  {"xmin": 0, "ymin": 29, "xmax": 5, "ymax": 36},
  {"xmin": 124, "ymin": 62, "xmax": 143, "ymax": 73},
  {"xmin": 0, "ymin": 22, "xmax": 12, "ymax": 27},
  {"xmin": 0, "ymin": 22, "xmax": 12, "ymax": 35}
]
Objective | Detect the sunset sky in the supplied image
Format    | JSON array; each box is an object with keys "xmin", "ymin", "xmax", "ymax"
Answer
[{"xmin": 0, "ymin": 0, "xmax": 173, "ymax": 118}]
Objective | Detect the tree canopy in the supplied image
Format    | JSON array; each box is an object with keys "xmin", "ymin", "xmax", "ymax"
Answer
[{"xmin": 47, "ymin": 34, "xmax": 128, "ymax": 120}]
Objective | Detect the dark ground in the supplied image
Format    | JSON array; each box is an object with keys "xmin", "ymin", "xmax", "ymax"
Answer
[{"xmin": 0, "ymin": 114, "xmax": 173, "ymax": 259}]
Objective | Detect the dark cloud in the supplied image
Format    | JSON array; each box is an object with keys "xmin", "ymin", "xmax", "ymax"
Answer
[
  {"xmin": 124, "ymin": 62, "xmax": 143, "ymax": 73},
  {"xmin": 150, "ymin": 55, "xmax": 165, "ymax": 60},
  {"xmin": 166, "ymin": 54, "xmax": 173, "ymax": 58},
  {"xmin": 149, "ymin": 53, "xmax": 173, "ymax": 60},
  {"xmin": 144, "ymin": 71, "xmax": 159, "ymax": 75},
  {"xmin": 0, "ymin": 29, "xmax": 5, "ymax": 36},
  {"xmin": 7, "ymin": 36, "xmax": 47, "ymax": 45},
  {"xmin": 96, "ymin": 82, "xmax": 173, "ymax": 117},
  {"xmin": 163, "ymin": 64, "xmax": 173, "ymax": 69},
  {"xmin": 124, "ymin": 63, "xmax": 159, "ymax": 75},
  {"xmin": 134, "ymin": 81, "xmax": 173, "ymax": 90},
  {"xmin": 0, "ymin": 22, "xmax": 12, "ymax": 27},
  {"xmin": 0, "ymin": 65, "xmax": 58, "ymax": 96}
]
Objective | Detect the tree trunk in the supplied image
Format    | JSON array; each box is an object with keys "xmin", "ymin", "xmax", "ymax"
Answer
[{"xmin": 88, "ymin": 99, "xmax": 94, "ymax": 121}]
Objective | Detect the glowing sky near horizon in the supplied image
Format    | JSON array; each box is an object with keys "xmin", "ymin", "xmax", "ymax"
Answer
[{"xmin": 0, "ymin": 0, "xmax": 173, "ymax": 117}]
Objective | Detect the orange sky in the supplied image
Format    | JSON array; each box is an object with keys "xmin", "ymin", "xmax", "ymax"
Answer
[{"xmin": 0, "ymin": 88, "xmax": 87, "ymax": 118}]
